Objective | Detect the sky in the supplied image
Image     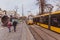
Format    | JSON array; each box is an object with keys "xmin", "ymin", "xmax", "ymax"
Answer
[
  {"xmin": 46, "ymin": 0, "xmax": 60, "ymax": 11},
  {"xmin": 0, "ymin": 0, "xmax": 39, "ymax": 16},
  {"xmin": 0, "ymin": 0, "xmax": 60, "ymax": 16}
]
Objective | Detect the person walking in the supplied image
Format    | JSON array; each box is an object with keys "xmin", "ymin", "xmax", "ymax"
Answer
[
  {"xmin": 12, "ymin": 18, "xmax": 18, "ymax": 32},
  {"xmin": 7, "ymin": 21, "xmax": 12, "ymax": 32}
]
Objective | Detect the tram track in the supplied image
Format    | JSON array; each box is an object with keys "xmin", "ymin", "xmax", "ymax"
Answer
[
  {"xmin": 28, "ymin": 25, "xmax": 57, "ymax": 40},
  {"xmin": 28, "ymin": 25, "xmax": 44, "ymax": 40},
  {"xmin": 34, "ymin": 25, "xmax": 60, "ymax": 40}
]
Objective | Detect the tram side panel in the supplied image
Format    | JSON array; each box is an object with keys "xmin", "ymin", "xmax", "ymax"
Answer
[
  {"xmin": 33, "ymin": 14, "xmax": 60, "ymax": 33},
  {"xmin": 50, "ymin": 14, "xmax": 60, "ymax": 33}
]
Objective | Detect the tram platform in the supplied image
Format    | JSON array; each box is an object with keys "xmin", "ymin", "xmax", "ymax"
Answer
[{"xmin": 0, "ymin": 22, "xmax": 35, "ymax": 40}]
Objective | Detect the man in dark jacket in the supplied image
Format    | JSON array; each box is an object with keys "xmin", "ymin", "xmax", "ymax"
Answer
[{"xmin": 13, "ymin": 19, "xmax": 18, "ymax": 32}]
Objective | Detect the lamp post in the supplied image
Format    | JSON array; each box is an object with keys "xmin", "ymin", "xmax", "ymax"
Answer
[
  {"xmin": 45, "ymin": 4, "xmax": 53, "ymax": 30},
  {"xmin": 14, "ymin": 6, "xmax": 18, "ymax": 18},
  {"xmin": 22, "ymin": 4, "xmax": 24, "ymax": 16},
  {"xmin": 39, "ymin": 0, "xmax": 41, "ymax": 14}
]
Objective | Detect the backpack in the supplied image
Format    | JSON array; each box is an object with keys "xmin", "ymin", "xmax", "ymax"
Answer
[{"xmin": 13, "ymin": 21, "xmax": 17, "ymax": 26}]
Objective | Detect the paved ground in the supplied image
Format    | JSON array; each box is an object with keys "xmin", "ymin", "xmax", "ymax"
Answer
[
  {"xmin": 0, "ymin": 22, "xmax": 35, "ymax": 40},
  {"xmin": 0, "ymin": 21, "xmax": 60, "ymax": 40}
]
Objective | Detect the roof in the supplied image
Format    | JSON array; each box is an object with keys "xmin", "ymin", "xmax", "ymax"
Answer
[{"xmin": 33, "ymin": 10, "xmax": 60, "ymax": 18}]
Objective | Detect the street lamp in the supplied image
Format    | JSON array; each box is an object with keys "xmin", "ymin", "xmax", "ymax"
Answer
[
  {"xmin": 21, "ymin": 0, "xmax": 24, "ymax": 16},
  {"xmin": 45, "ymin": 4, "xmax": 53, "ymax": 30}
]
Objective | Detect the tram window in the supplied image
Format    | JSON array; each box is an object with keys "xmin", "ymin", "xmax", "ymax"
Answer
[
  {"xmin": 33, "ymin": 18, "xmax": 36, "ymax": 22},
  {"xmin": 51, "ymin": 14, "xmax": 59, "ymax": 27},
  {"xmin": 40, "ymin": 17, "xmax": 44, "ymax": 23},
  {"xmin": 36, "ymin": 18, "xmax": 38, "ymax": 22},
  {"xmin": 52, "ymin": 18, "xmax": 59, "ymax": 27},
  {"xmin": 40, "ymin": 15, "xmax": 49, "ymax": 24},
  {"xmin": 35, "ymin": 17, "xmax": 39, "ymax": 22},
  {"xmin": 57, "ymin": 14, "xmax": 60, "ymax": 27},
  {"xmin": 35, "ymin": 18, "xmax": 36, "ymax": 22},
  {"xmin": 43, "ymin": 16, "xmax": 49, "ymax": 25},
  {"xmin": 34, "ymin": 18, "xmax": 37, "ymax": 22},
  {"xmin": 37, "ymin": 17, "xmax": 40, "ymax": 22}
]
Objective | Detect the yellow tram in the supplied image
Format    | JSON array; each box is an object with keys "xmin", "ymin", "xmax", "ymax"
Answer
[
  {"xmin": 27, "ymin": 16, "xmax": 33, "ymax": 25},
  {"xmin": 33, "ymin": 11, "xmax": 60, "ymax": 33}
]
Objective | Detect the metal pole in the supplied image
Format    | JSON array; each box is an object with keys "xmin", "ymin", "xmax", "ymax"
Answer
[
  {"xmin": 39, "ymin": 0, "xmax": 40, "ymax": 14},
  {"xmin": 48, "ymin": 11, "xmax": 51, "ymax": 30},
  {"xmin": 22, "ymin": 4, "xmax": 24, "ymax": 16},
  {"xmin": 45, "ymin": 4, "xmax": 53, "ymax": 30},
  {"xmin": 22, "ymin": 4, "xmax": 24, "ymax": 21},
  {"xmin": 15, "ymin": 8, "xmax": 17, "ymax": 16},
  {"xmin": 48, "ymin": 8, "xmax": 52, "ymax": 30}
]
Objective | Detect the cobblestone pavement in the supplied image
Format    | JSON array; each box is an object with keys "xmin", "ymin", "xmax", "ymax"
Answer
[{"xmin": 0, "ymin": 22, "xmax": 35, "ymax": 40}]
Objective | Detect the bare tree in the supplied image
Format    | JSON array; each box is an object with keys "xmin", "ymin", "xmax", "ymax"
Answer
[
  {"xmin": 36, "ymin": 0, "xmax": 46, "ymax": 14},
  {"xmin": 36, "ymin": 0, "xmax": 54, "ymax": 14},
  {"xmin": 53, "ymin": 0, "xmax": 60, "ymax": 11}
]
